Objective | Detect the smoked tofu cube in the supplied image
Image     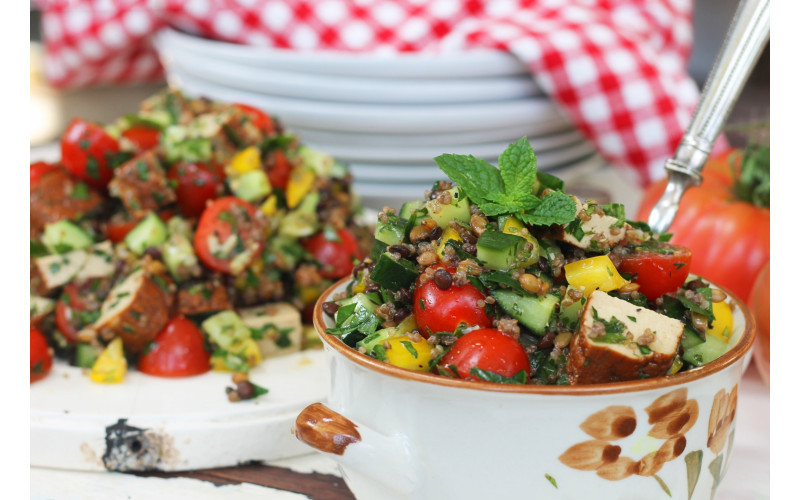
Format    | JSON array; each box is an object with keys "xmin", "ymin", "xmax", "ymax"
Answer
[
  {"xmin": 108, "ymin": 150, "xmax": 176, "ymax": 218},
  {"xmin": 549, "ymin": 198, "xmax": 628, "ymax": 251},
  {"xmin": 91, "ymin": 268, "xmax": 172, "ymax": 354},
  {"xmin": 31, "ymin": 241, "xmax": 117, "ymax": 295},
  {"xmin": 566, "ymin": 291, "xmax": 684, "ymax": 384},
  {"xmin": 239, "ymin": 302, "xmax": 303, "ymax": 359}
]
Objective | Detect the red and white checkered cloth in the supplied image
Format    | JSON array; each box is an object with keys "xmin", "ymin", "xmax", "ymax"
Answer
[{"xmin": 38, "ymin": 0, "xmax": 727, "ymax": 187}]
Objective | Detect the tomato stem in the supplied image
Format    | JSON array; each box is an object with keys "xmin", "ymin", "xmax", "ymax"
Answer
[{"xmin": 729, "ymin": 143, "xmax": 769, "ymax": 209}]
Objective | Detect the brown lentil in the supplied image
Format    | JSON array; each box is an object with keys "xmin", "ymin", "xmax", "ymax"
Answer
[
  {"xmin": 554, "ymin": 332, "xmax": 573, "ymax": 349},
  {"xmin": 433, "ymin": 268, "xmax": 453, "ymax": 290},
  {"xmin": 237, "ymin": 380, "xmax": 256, "ymax": 399},
  {"xmin": 417, "ymin": 250, "xmax": 437, "ymax": 266},
  {"xmin": 322, "ymin": 301, "xmax": 339, "ymax": 317}
]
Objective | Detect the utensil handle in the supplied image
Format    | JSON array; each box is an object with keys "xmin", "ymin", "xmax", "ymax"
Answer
[{"xmin": 668, "ymin": 0, "xmax": 770, "ymax": 181}]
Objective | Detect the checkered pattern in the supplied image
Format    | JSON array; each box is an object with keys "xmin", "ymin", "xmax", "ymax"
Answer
[{"xmin": 38, "ymin": 0, "xmax": 725, "ymax": 186}]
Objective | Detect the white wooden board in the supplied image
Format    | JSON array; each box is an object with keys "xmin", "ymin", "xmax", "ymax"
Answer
[{"xmin": 30, "ymin": 350, "xmax": 329, "ymax": 472}]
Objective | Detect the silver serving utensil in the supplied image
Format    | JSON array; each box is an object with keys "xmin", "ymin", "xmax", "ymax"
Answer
[{"xmin": 647, "ymin": 0, "xmax": 770, "ymax": 234}]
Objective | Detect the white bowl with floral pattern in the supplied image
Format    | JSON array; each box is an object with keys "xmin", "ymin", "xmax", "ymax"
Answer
[{"xmin": 294, "ymin": 279, "xmax": 755, "ymax": 500}]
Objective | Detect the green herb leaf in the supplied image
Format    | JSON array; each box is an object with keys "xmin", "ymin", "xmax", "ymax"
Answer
[
  {"xmin": 469, "ymin": 367, "xmax": 528, "ymax": 384},
  {"xmin": 497, "ymin": 137, "xmax": 537, "ymax": 200},
  {"xmin": 517, "ymin": 191, "xmax": 577, "ymax": 226},
  {"xmin": 433, "ymin": 153, "xmax": 503, "ymax": 205}
]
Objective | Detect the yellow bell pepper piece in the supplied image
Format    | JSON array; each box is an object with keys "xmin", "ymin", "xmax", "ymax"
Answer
[
  {"xmin": 436, "ymin": 226, "xmax": 463, "ymax": 259},
  {"xmin": 211, "ymin": 337, "xmax": 264, "ymax": 371},
  {"xmin": 299, "ymin": 285, "xmax": 322, "ymax": 306},
  {"xmin": 89, "ymin": 337, "xmax": 127, "ymax": 384},
  {"xmin": 286, "ymin": 167, "xmax": 315, "ymax": 209},
  {"xmin": 385, "ymin": 335, "xmax": 432, "ymax": 372},
  {"xmin": 502, "ymin": 216, "xmax": 540, "ymax": 267},
  {"xmin": 230, "ymin": 146, "xmax": 262, "ymax": 174},
  {"xmin": 260, "ymin": 194, "xmax": 278, "ymax": 216},
  {"xmin": 707, "ymin": 300, "xmax": 733, "ymax": 343},
  {"xmin": 564, "ymin": 255, "xmax": 629, "ymax": 296}
]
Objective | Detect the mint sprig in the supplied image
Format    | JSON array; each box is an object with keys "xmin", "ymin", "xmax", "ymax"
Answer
[{"xmin": 434, "ymin": 137, "xmax": 577, "ymax": 226}]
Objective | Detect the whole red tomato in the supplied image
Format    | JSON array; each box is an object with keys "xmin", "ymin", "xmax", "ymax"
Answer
[
  {"xmin": 617, "ymin": 243, "xmax": 692, "ymax": 301},
  {"xmin": 60, "ymin": 118, "xmax": 121, "ymax": 189},
  {"xmin": 302, "ymin": 228, "xmax": 361, "ymax": 279},
  {"xmin": 413, "ymin": 265, "xmax": 492, "ymax": 336},
  {"xmin": 138, "ymin": 317, "xmax": 211, "ymax": 377},
  {"xmin": 31, "ymin": 327, "xmax": 53, "ymax": 383},
  {"xmin": 636, "ymin": 147, "xmax": 769, "ymax": 301},
  {"xmin": 749, "ymin": 262, "xmax": 769, "ymax": 386},
  {"xmin": 438, "ymin": 328, "xmax": 530, "ymax": 381},
  {"xmin": 167, "ymin": 161, "xmax": 226, "ymax": 218}
]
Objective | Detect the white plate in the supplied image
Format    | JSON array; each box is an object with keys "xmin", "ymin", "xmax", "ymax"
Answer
[
  {"xmin": 31, "ymin": 350, "xmax": 329, "ymax": 472},
  {"xmin": 155, "ymin": 27, "xmax": 527, "ymax": 79},
  {"xmin": 170, "ymin": 71, "xmax": 571, "ymax": 134},
  {"xmin": 313, "ymin": 136, "xmax": 592, "ymax": 166},
  {"xmin": 344, "ymin": 141, "xmax": 597, "ymax": 179},
  {"xmin": 158, "ymin": 45, "xmax": 541, "ymax": 104},
  {"xmin": 353, "ymin": 154, "xmax": 606, "ymax": 211},
  {"xmin": 292, "ymin": 125, "xmax": 580, "ymax": 148}
]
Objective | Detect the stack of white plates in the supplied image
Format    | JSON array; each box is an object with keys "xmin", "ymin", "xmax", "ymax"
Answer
[{"xmin": 154, "ymin": 28, "xmax": 604, "ymax": 210}]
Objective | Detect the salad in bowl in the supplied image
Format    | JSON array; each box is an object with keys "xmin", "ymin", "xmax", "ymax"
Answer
[
  {"xmin": 297, "ymin": 138, "xmax": 754, "ymax": 500},
  {"xmin": 320, "ymin": 137, "xmax": 737, "ymax": 386}
]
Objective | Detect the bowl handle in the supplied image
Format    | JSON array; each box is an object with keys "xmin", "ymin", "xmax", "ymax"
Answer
[{"xmin": 294, "ymin": 402, "xmax": 415, "ymax": 490}]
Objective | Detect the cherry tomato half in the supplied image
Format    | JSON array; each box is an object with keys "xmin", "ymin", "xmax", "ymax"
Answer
[
  {"xmin": 104, "ymin": 209, "xmax": 175, "ymax": 243},
  {"xmin": 194, "ymin": 197, "xmax": 266, "ymax": 274},
  {"xmin": 302, "ymin": 228, "xmax": 361, "ymax": 279},
  {"xmin": 121, "ymin": 125, "xmax": 161, "ymax": 153},
  {"xmin": 267, "ymin": 149, "xmax": 292, "ymax": 191},
  {"xmin": 167, "ymin": 161, "xmax": 226, "ymax": 218},
  {"xmin": 137, "ymin": 317, "xmax": 211, "ymax": 377},
  {"xmin": 235, "ymin": 103, "xmax": 276, "ymax": 135},
  {"xmin": 31, "ymin": 327, "xmax": 53, "ymax": 383},
  {"xmin": 30, "ymin": 161, "xmax": 59, "ymax": 186},
  {"xmin": 438, "ymin": 328, "xmax": 530, "ymax": 381},
  {"xmin": 413, "ymin": 265, "xmax": 492, "ymax": 336},
  {"xmin": 55, "ymin": 283, "xmax": 89, "ymax": 344},
  {"xmin": 616, "ymin": 243, "xmax": 692, "ymax": 301},
  {"xmin": 60, "ymin": 118, "xmax": 120, "ymax": 189}
]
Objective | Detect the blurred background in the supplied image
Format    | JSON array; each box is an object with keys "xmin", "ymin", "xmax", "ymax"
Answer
[{"xmin": 29, "ymin": 1, "xmax": 769, "ymax": 214}]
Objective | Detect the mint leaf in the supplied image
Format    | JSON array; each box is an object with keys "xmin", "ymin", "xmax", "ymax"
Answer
[
  {"xmin": 517, "ymin": 191, "xmax": 577, "ymax": 226},
  {"xmin": 434, "ymin": 153, "xmax": 502, "ymax": 204},
  {"xmin": 498, "ymin": 137, "xmax": 537, "ymax": 199}
]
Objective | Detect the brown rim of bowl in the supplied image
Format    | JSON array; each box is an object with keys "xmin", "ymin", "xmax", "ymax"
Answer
[{"xmin": 313, "ymin": 277, "xmax": 756, "ymax": 395}]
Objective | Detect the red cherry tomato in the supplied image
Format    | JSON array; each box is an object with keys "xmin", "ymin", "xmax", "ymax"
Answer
[
  {"xmin": 121, "ymin": 125, "xmax": 161, "ymax": 153},
  {"xmin": 749, "ymin": 262, "xmax": 770, "ymax": 386},
  {"xmin": 616, "ymin": 243, "xmax": 692, "ymax": 301},
  {"xmin": 137, "ymin": 317, "xmax": 211, "ymax": 377},
  {"xmin": 104, "ymin": 210, "xmax": 175, "ymax": 243},
  {"xmin": 31, "ymin": 327, "xmax": 53, "ymax": 383},
  {"xmin": 235, "ymin": 103, "xmax": 276, "ymax": 135},
  {"xmin": 438, "ymin": 328, "xmax": 530, "ymax": 381},
  {"xmin": 55, "ymin": 283, "xmax": 89, "ymax": 344},
  {"xmin": 60, "ymin": 118, "xmax": 120, "ymax": 189},
  {"xmin": 302, "ymin": 228, "xmax": 361, "ymax": 279},
  {"xmin": 413, "ymin": 266, "xmax": 492, "ymax": 336},
  {"xmin": 167, "ymin": 161, "xmax": 226, "ymax": 218},
  {"xmin": 194, "ymin": 197, "xmax": 266, "ymax": 274},
  {"xmin": 267, "ymin": 150, "xmax": 292, "ymax": 191},
  {"xmin": 30, "ymin": 161, "xmax": 59, "ymax": 186}
]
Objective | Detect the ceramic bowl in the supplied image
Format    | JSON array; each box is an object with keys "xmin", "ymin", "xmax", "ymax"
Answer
[{"xmin": 295, "ymin": 279, "xmax": 755, "ymax": 500}]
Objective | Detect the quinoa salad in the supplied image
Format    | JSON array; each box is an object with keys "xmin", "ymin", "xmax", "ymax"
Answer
[
  {"xmin": 30, "ymin": 89, "xmax": 370, "ymax": 397},
  {"xmin": 322, "ymin": 138, "xmax": 736, "ymax": 385}
]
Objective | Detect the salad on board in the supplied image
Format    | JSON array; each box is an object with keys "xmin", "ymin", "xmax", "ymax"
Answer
[
  {"xmin": 322, "ymin": 138, "xmax": 736, "ymax": 385},
  {"xmin": 30, "ymin": 89, "xmax": 370, "ymax": 398}
]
